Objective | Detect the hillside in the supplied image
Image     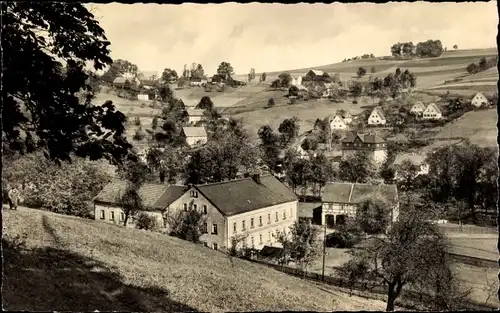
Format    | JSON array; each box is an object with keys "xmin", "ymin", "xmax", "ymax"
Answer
[{"xmin": 3, "ymin": 207, "xmax": 390, "ymax": 312}]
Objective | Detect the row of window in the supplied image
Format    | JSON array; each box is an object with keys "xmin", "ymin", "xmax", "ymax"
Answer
[
  {"xmin": 100, "ymin": 210, "xmax": 125, "ymax": 222},
  {"xmin": 202, "ymin": 223, "xmax": 218, "ymax": 235},
  {"xmin": 243, "ymin": 227, "xmax": 288, "ymax": 247},
  {"xmin": 202, "ymin": 242, "xmax": 218, "ymax": 251},
  {"xmin": 183, "ymin": 202, "xmax": 208, "ymax": 214},
  {"xmin": 233, "ymin": 210, "xmax": 291, "ymax": 234}
]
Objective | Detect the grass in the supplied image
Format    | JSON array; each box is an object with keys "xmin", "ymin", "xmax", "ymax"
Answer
[{"xmin": 2, "ymin": 207, "xmax": 391, "ymax": 312}]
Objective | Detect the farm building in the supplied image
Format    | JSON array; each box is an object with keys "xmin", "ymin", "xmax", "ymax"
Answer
[
  {"xmin": 329, "ymin": 115, "xmax": 348, "ymax": 130},
  {"xmin": 319, "ymin": 182, "xmax": 399, "ymax": 228},
  {"xmin": 186, "ymin": 107, "xmax": 205, "ymax": 124},
  {"xmin": 304, "ymin": 69, "xmax": 331, "ymax": 82},
  {"xmin": 422, "ymin": 103, "xmax": 443, "ymax": 120},
  {"xmin": 367, "ymin": 107, "xmax": 387, "ymax": 126},
  {"xmin": 471, "ymin": 92, "xmax": 489, "ymax": 108},
  {"xmin": 137, "ymin": 70, "xmax": 158, "ymax": 86},
  {"xmin": 182, "ymin": 126, "xmax": 208, "ymax": 147},
  {"xmin": 410, "ymin": 101, "xmax": 426, "ymax": 116},
  {"xmin": 341, "ymin": 132, "xmax": 387, "ymax": 165}
]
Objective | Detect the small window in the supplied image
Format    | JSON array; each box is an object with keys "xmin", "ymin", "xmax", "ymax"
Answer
[
  {"xmin": 283, "ymin": 211, "xmax": 286, "ymax": 219},
  {"xmin": 213, "ymin": 243, "xmax": 218, "ymax": 251},
  {"xmin": 203, "ymin": 205, "xmax": 207, "ymax": 214},
  {"xmin": 110, "ymin": 211, "xmax": 115, "ymax": 221},
  {"xmin": 203, "ymin": 223, "xmax": 208, "ymax": 234},
  {"xmin": 120, "ymin": 212, "xmax": 125, "ymax": 221},
  {"xmin": 242, "ymin": 220, "xmax": 246, "ymax": 230},
  {"xmin": 233, "ymin": 222, "xmax": 237, "ymax": 233},
  {"xmin": 251, "ymin": 237, "xmax": 254, "ymax": 247},
  {"xmin": 267, "ymin": 214, "xmax": 271, "ymax": 224},
  {"xmin": 183, "ymin": 203, "xmax": 187, "ymax": 211},
  {"xmin": 259, "ymin": 234, "xmax": 263, "ymax": 244},
  {"xmin": 193, "ymin": 204, "xmax": 197, "ymax": 210},
  {"xmin": 250, "ymin": 218, "xmax": 254, "ymax": 228},
  {"xmin": 275, "ymin": 212, "xmax": 279, "ymax": 222},
  {"xmin": 259, "ymin": 216, "xmax": 263, "ymax": 226},
  {"xmin": 212, "ymin": 224, "xmax": 218, "ymax": 235},
  {"xmin": 100, "ymin": 210, "xmax": 105, "ymax": 220}
]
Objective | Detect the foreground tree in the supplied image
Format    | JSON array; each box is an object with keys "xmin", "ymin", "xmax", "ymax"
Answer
[
  {"xmin": 3, "ymin": 2, "xmax": 131, "ymax": 164},
  {"xmin": 168, "ymin": 200, "xmax": 206, "ymax": 243},
  {"xmin": 278, "ymin": 117, "xmax": 300, "ymax": 148}
]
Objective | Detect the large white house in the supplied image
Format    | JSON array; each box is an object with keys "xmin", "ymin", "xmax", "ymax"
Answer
[
  {"xmin": 422, "ymin": 103, "xmax": 442, "ymax": 120},
  {"xmin": 329, "ymin": 115, "xmax": 348, "ymax": 130},
  {"xmin": 319, "ymin": 182, "xmax": 399, "ymax": 228},
  {"xmin": 471, "ymin": 92, "xmax": 489, "ymax": 108},
  {"xmin": 367, "ymin": 107, "xmax": 387, "ymax": 126},
  {"xmin": 182, "ymin": 126, "xmax": 208, "ymax": 147},
  {"xmin": 410, "ymin": 101, "xmax": 426, "ymax": 116}
]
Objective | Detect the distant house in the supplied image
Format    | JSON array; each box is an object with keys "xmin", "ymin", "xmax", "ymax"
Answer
[
  {"xmin": 291, "ymin": 75, "xmax": 303, "ymax": 86},
  {"xmin": 137, "ymin": 70, "xmax": 158, "ymax": 87},
  {"xmin": 329, "ymin": 115, "xmax": 348, "ymax": 130},
  {"xmin": 471, "ymin": 92, "xmax": 489, "ymax": 108},
  {"xmin": 305, "ymin": 70, "xmax": 330, "ymax": 82},
  {"xmin": 319, "ymin": 182, "xmax": 399, "ymax": 228},
  {"xmin": 185, "ymin": 107, "xmax": 205, "ymax": 124},
  {"xmin": 393, "ymin": 153, "xmax": 429, "ymax": 180},
  {"xmin": 341, "ymin": 132, "xmax": 387, "ymax": 164},
  {"xmin": 367, "ymin": 107, "xmax": 387, "ymax": 126},
  {"xmin": 422, "ymin": 103, "xmax": 442, "ymax": 120},
  {"xmin": 410, "ymin": 101, "xmax": 426, "ymax": 116},
  {"xmin": 336, "ymin": 110, "xmax": 353, "ymax": 125},
  {"xmin": 93, "ymin": 180, "xmax": 186, "ymax": 229},
  {"xmin": 182, "ymin": 126, "xmax": 208, "ymax": 147},
  {"xmin": 113, "ymin": 76, "xmax": 137, "ymax": 88}
]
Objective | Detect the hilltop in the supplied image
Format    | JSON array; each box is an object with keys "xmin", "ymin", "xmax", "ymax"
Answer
[{"xmin": 3, "ymin": 207, "xmax": 390, "ymax": 312}]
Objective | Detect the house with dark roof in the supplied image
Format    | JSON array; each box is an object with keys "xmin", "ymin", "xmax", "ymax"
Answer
[
  {"xmin": 182, "ymin": 174, "xmax": 298, "ymax": 251},
  {"xmin": 341, "ymin": 132, "xmax": 387, "ymax": 164},
  {"xmin": 182, "ymin": 126, "xmax": 208, "ymax": 147},
  {"xmin": 304, "ymin": 69, "xmax": 331, "ymax": 82},
  {"xmin": 319, "ymin": 182, "xmax": 399, "ymax": 228},
  {"xmin": 367, "ymin": 107, "xmax": 387, "ymax": 126},
  {"xmin": 93, "ymin": 180, "xmax": 187, "ymax": 229}
]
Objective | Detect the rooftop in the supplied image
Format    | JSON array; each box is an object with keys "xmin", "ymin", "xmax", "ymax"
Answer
[
  {"xmin": 322, "ymin": 182, "xmax": 398, "ymax": 205},
  {"xmin": 341, "ymin": 132, "xmax": 386, "ymax": 144},
  {"xmin": 182, "ymin": 127, "xmax": 207, "ymax": 138}
]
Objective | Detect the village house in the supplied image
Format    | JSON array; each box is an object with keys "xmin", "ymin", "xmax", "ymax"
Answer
[
  {"xmin": 182, "ymin": 126, "xmax": 208, "ymax": 147},
  {"xmin": 317, "ymin": 182, "xmax": 399, "ymax": 228},
  {"xmin": 341, "ymin": 132, "xmax": 387, "ymax": 164},
  {"xmin": 113, "ymin": 76, "xmax": 137, "ymax": 88},
  {"xmin": 336, "ymin": 110, "xmax": 353, "ymax": 125},
  {"xmin": 422, "ymin": 103, "xmax": 443, "ymax": 120},
  {"xmin": 329, "ymin": 115, "xmax": 348, "ymax": 130},
  {"xmin": 367, "ymin": 107, "xmax": 387, "ymax": 126},
  {"xmin": 186, "ymin": 107, "xmax": 205, "ymax": 124},
  {"xmin": 137, "ymin": 70, "xmax": 158, "ymax": 88},
  {"xmin": 410, "ymin": 101, "xmax": 426, "ymax": 116},
  {"xmin": 304, "ymin": 69, "xmax": 331, "ymax": 82},
  {"xmin": 291, "ymin": 75, "xmax": 303, "ymax": 86},
  {"xmin": 393, "ymin": 153, "xmax": 429, "ymax": 180},
  {"xmin": 471, "ymin": 92, "xmax": 489, "ymax": 108},
  {"xmin": 93, "ymin": 180, "xmax": 187, "ymax": 229}
]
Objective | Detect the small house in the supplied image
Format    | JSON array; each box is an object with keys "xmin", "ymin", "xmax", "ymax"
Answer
[
  {"xmin": 471, "ymin": 92, "xmax": 489, "ymax": 108},
  {"xmin": 329, "ymin": 115, "xmax": 348, "ymax": 130},
  {"xmin": 185, "ymin": 107, "xmax": 205, "ymax": 124},
  {"xmin": 336, "ymin": 110, "xmax": 352, "ymax": 125},
  {"xmin": 422, "ymin": 103, "xmax": 442, "ymax": 120},
  {"xmin": 182, "ymin": 126, "xmax": 208, "ymax": 147},
  {"xmin": 410, "ymin": 101, "xmax": 426, "ymax": 116},
  {"xmin": 367, "ymin": 107, "xmax": 387, "ymax": 126}
]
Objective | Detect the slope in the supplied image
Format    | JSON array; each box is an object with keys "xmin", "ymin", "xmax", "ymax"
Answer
[{"xmin": 2, "ymin": 207, "xmax": 390, "ymax": 312}]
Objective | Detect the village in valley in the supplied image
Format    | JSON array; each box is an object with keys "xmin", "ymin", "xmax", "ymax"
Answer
[{"xmin": 2, "ymin": 2, "xmax": 499, "ymax": 312}]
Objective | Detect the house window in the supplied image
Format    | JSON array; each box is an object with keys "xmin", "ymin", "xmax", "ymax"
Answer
[
  {"xmin": 242, "ymin": 220, "xmax": 246, "ymax": 231},
  {"xmin": 250, "ymin": 218, "xmax": 254, "ymax": 228},
  {"xmin": 110, "ymin": 211, "xmax": 115, "ymax": 221},
  {"xmin": 203, "ymin": 223, "xmax": 208, "ymax": 234},
  {"xmin": 212, "ymin": 224, "xmax": 218, "ymax": 235},
  {"xmin": 120, "ymin": 212, "xmax": 125, "ymax": 221},
  {"xmin": 193, "ymin": 204, "xmax": 197, "ymax": 210},
  {"xmin": 233, "ymin": 222, "xmax": 237, "ymax": 233},
  {"xmin": 213, "ymin": 243, "xmax": 218, "ymax": 251},
  {"xmin": 251, "ymin": 237, "xmax": 254, "ymax": 247},
  {"xmin": 259, "ymin": 216, "xmax": 263, "ymax": 226},
  {"xmin": 100, "ymin": 210, "xmax": 105, "ymax": 220},
  {"xmin": 203, "ymin": 242, "xmax": 208, "ymax": 247},
  {"xmin": 183, "ymin": 203, "xmax": 187, "ymax": 211},
  {"xmin": 275, "ymin": 212, "xmax": 279, "ymax": 222},
  {"xmin": 268, "ymin": 214, "xmax": 271, "ymax": 224},
  {"xmin": 283, "ymin": 211, "xmax": 286, "ymax": 219},
  {"xmin": 203, "ymin": 205, "xmax": 207, "ymax": 214},
  {"xmin": 191, "ymin": 190, "xmax": 198, "ymax": 198},
  {"xmin": 259, "ymin": 234, "xmax": 263, "ymax": 244},
  {"xmin": 290, "ymin": 207, "xmax": 292, "ymax": 218}
]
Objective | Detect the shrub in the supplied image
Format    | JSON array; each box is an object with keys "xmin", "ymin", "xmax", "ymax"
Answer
[
  {"xmin": 325, "ymin": 231, "xmax": 360, "ymax": 248},
  {"xmin": 135, "ymin": 212, "xmax": 160, "ymax": 231},
  {"xmin": 134, "ymin": 117, "xmax": 141, "ymax": 126},
  {"xmin": 140, "ymin": 103, "xmax": 146, "ymax": 108},
  {"xmin": 267, "ymin": 98, "xmax": 275, "ymax": 108},
  {"xmin": 133, "ymin": 127, "xmax": 145, "ymax": 141}
]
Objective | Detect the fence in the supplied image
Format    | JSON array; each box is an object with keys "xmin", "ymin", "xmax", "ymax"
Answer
[{"xmin": 249, "ymin": 258, "xmax": 497, "ymax": 311}]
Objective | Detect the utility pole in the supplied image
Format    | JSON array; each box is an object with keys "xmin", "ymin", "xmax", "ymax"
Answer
[{"xmin": 322, "ymin": 223, "xmax": 327, "ymax": 281}]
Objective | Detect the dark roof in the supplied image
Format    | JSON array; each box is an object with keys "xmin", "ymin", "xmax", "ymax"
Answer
[
  {"xmin": 195, "ymin": 174, "xmax": 297, "ymax": 217},
  {"xmin": 94, "ymin": 180, "xmax": 185, "ymax": 210},
  {"xmin": 341, "ymin": 132, "xmax": 386, "ymax": 144},
  {"xmin": 298, "ymin": 202, "xmax": 322, "ymax": 218},
  {"xmin": 322, "ymin": 182, "xmax": 398, "ymax": 205}
]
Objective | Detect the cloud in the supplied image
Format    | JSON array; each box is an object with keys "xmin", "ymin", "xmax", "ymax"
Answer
[{"xmin": 91, "ymin": 2, "xmax": 497, "ymax": 75}]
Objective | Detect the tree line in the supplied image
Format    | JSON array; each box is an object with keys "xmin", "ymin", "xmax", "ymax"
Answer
[
  {"xmin": 466, "ymin": 56, "xmax": 497, "ymax": 75},
  {"xmin": 390, "ymin": 39, "xmax": 444, "ymax": 58}
]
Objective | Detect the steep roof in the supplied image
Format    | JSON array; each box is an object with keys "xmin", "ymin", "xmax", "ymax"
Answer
[
  {"xmin": 424, "ymin": 103, "xmax": 442, "ymax": 114},
  {"xmin": 195, "ymin": 174, "xmax": 297, "ymax": 216},
  {"xmin": 341, "ymin": 132, "xmax": 385, "ymax": 144},
  {"xmin": 94, "ymin": 180, "xmax": 184, "ymax": 210},
  {"xmin": 186, "ymin": 107, "xmax": 204, "ymax": 117},
  {"xmin": 182, "ymin": 126, "xmax": 207, "ymax": 138},
  {"xmin": 322, "ymin": 182, "xmax": 398, "ymax": 205},
  {"xmin": 473, "ymin": 92, "xmax": 487, "ymax": 100},
  {"xmin": 308, "ymin": 69, "xmax": 325, "ymax": 76},
  {"xmin": 370, "ymin": 107, "xmax": 386, "ymax": 120}
]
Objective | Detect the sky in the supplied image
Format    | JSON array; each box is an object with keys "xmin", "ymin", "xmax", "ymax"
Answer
[{"xmin": 90, "ymin": 2, "xmax": 497, "ymax": 76}]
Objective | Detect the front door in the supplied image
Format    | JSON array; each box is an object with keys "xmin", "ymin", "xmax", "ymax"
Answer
[{"xmin": 336, "ymin": 214, "xmax": 346, "ymax": 226}]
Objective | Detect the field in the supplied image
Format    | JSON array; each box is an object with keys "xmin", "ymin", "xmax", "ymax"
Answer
[{"xmin": 2, "ymin": 207, "xmax": 392, "ymax": 312}]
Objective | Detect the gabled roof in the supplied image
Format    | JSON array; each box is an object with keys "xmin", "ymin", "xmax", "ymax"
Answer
[
  {"xmin": 94, "ymin": 180, "xmax": 185, "ymax": 210},
  {"xmin": 322, "ymin": 182, "xmax": 398, "ymax": 205},
  {"xmin": 186, "ymin": 107, "xmax": 204, "ymax": 116},
  {"xmin": 424, "ymin": 103, "xmax": 442, "ymax": 114},
  {"xmin": 473, "ymin": 92, "xmax": 487, "ymax": 100},
  {"xmin": 182, "ymin": 126, "xmax": 207, "ymax": 138},
  {"xmin": 307, "ymin": 69, "xmax": 325, "ymax": 76},
  {"xmin": 195, "ymin": 174, "xmax": 298, "ymax": 217},
  {"xmin": 370, "ymin": 107, "xmax": 386, "ymax": 120},
  {"xmin": 329, "ymin": 115, "xmax": 346, "ymax": 124},
  {"xmin": 341, "ymin": 132, "xmax": 386, "ymax": 144}
]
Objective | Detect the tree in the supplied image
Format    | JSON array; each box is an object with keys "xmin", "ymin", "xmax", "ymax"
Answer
[
  {"xmin": 261, "ymin": 72, "xmax": 267, "ymax": 82},
  {"xmin": 161, "ymin": 68, "xmax": 178, "ymax": 82},
  {"xmin": 309, "ymin": 153, "xmax": 334, "ymax": 196},
  {"xmin": 168, "ymin": 200, "xmax": 206, "ymax": 243},
  {"xmin": 3, "ymin": 2, "xmax": 132, "ymax": 165},
  {"xmin": 415, "ymin": 39, "xmax": 444, "ymax": 58},
  {"xmin": 401, "ymin": 42, "xmax": 415, "ymax": 56},
  {"xmin": 151, "ymin": 117, "xmax": 158, "ymax": 130},
  {"xmin": 278, "ymin": 117, "xmax": 300, "ymax": 148},
  {"xmin": 116, "ymin": 157, "xmax": 148, "ymax": 226},
  {"xmin": 267, "ymin": 98, "xmax": 275, "ymax": 108},
  {"xmin": 197, "ymin": 96, "xmax": 214, "ymax": 111},
  {"xmin": 217, "ymin": 61, "xmax": 234, "ymax": 81},
  {"xmin": 278, "ymin": 72, "xmax": 293, "ymax": 88},
  {"xmin": 258, "ymin": 125, "xmax": 281, "ymax": 173},
  {"xmin": 355, "ymin": 198, "xmax": 392, "ymax": 234},
  {"xmin": 478, "ymin": 57, "xmax": 488, "ymax": 71},
  {"xmin": 338, "ymin": 151, "xmax": 375, "ymax": 183},
  {"xmin": 248, "ymin": 68, "xmax": 256, "ymax": 82},
  {"xmin": 390, "ymin": 43, "xmax": 402, "ymax": 56},
  {"xmin": 286, "ymin": 158, "xmax": 312, "ymax": 195},
  {"xmin": 370, "ymin": 66, "xmax": 376, "ymax": 74},
  {"xmin": 453, "ymin": 45, "xmax": 458, "ymax": 50},
  {"xmin": 466, "ymin": 63, "xmax": 479, "ymax": 74},
  {"xmin": 349, "ymin": 82, "xmax": 363, "ymax": 99},
  {"xmin": 101, "ymin": 59, "xmax": 139, "ymax": 83},
  {"xmin": 135, "ymin": 212, "xmax": 159, "ymax": 231},
  {"xmin": 191, "ymin": 63, "xmax": 205, "ymax": 80},
  {"xmin": 357, "ymin": 67, "xmax": 367, "ymax": 78}
]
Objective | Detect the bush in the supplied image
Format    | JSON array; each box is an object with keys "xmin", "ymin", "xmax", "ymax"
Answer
[
  {"xmin": 140, "ymin": 103, "xmax": 146, "ymax": 108},
  {"xmin": 133, "ymin": 127, "xmax": 145, "ymax": 141},
  {"xmin": 134, "ymin": 117, "xmax": 141, "ymax": 126},
  {"xmin": 135, "ymin": 212, "xmax": 160, "ymax": 231},
  {"xmin": 325, "ymin": 231, "xmax": 361, "ymax": 248}
]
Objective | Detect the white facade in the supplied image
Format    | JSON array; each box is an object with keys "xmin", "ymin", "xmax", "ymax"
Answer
[
  {"xmin": 343, "ymin": 114, "xmax": 353, "ymax": 125},
  {"xmin": 422, "ymin": 103, "xmax": 442, "ymax": 120},
  {"xmin": 329, "ymin": 115, "xmax": 347, "ymax": 130},
  {"xmin": 410, "ymin": 101, "xmax": 426, "ymax": 115},
  {"xmin": 186, "ymin": 136, "xmax": 208, "ymax": 147},
  {"xmin": 367, "ymin": 108, "xmax": 387, "ymax": 126},
  {"xmin": 471, "ymin": 92, "xmax": 489, "ymax": 108},
  {"xmin": 95, "ymin": 204, "xmax": 164, "ymax": 228},
  {"xmin": 138, "ymin": 94, "xmax": 150, "ymax": 101}
]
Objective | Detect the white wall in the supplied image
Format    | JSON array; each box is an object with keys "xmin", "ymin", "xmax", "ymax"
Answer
[
  {"xmin": 188, "ymin": 116, "xmax": 203, "ymax": 124},
  {"xmin": 186, "ymin": 136, "xmax": 207, "ymax": 147},
  {"xmin": 94, "ymin": 204, "xmax": 163, "ymax": 229}
]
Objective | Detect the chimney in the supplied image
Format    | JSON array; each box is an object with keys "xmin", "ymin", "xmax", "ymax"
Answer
[{"xmin": 252, "ymin": 173, "xmax": 261, "ymax": 184}]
